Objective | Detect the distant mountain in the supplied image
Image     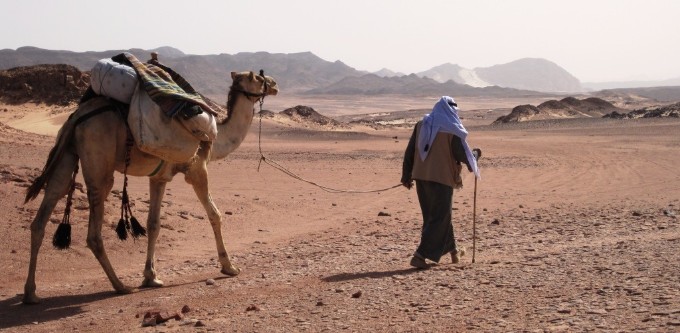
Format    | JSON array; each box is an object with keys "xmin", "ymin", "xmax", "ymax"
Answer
[
  {"xmin": 0, "ymin": 47, "xmax": 365, "ymax": 95},
  {"xmin": 415, "ymin": 63, "xmax": 489, "ymax": 88},
  {"xmin": 416, "ymin": 58, "xmax": 582, "ymax": 93},
  {"xmin": 373, "ymin": 68, "xmax": 405, "ymax": 78},
  {"xmin": 167, "ymin": 51, "xmax": 365, "ymax": 95},
  {"xmin": 305, "ymin": 73, "xmax": 544, "ymax": 97},
  {"xmin": 0, "ymin": 46, "xmax": 154, "ymax": 72},
  {"xmin": 474, "ymin": 58, "xmax": 582, "ymax": 93},
  {"xmin": 595, "ymin": 86, "xmax": 680, "ymax": 103},
  {"xmin": 1, "ymin": 47, "xmax": 577, "ymax": 97},
  {"xmin": 149, "ymin": 46, "xmax": 186, "ymax": 58},
  {"xmin": 583, "ymin": 77, "xmax": 680, "ymax": 90},
  {"xmin": 418, "ymin": 63, "xmax": 464, "ymax": 82}
]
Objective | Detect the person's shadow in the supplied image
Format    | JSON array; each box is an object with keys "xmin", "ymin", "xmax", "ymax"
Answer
[{"xmin": 322, "ymin": 268, "xmax": 419, "ymax": 282}]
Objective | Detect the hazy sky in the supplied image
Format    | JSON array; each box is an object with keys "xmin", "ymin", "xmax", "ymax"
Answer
[{"xmin": 2, "ymin": 0, "xmax": 679, "ymax": 82}]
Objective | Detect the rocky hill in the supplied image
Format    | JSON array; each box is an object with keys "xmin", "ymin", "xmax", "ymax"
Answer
[
  {"xmin": 493, "ymin": 97, "xmax": 621, "ymax": 124},
  {"xmin": 0, "ymin": 64, "xmax": 89, "ymax": 105}
]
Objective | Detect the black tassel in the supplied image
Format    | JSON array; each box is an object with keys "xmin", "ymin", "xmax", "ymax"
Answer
[
  {"xmin": 116, "ymin": 218, "xmax": 128, "ymax": 240},
  {"xmin": 53, "ymin": 162, "xmax": 78, "ymax": 250},
  {"xmin": 118, "ymin": 128, "xmax": 134, "ymax": 241},
  {"xmin": 52, "ymin": 223, "xmax": 71, "ymax": 249},
  {"xmin": 129, "ymin": 216, "xmax": 146, "ymax": 238}
]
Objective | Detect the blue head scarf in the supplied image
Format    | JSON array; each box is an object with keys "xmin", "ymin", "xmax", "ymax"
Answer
[{"xmin": 417, "ymin": 96, "xmax": 480, "ymax": 178}]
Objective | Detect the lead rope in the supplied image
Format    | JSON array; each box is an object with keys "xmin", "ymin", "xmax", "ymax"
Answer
[{"xmin": 254, "ymin": 97, "xmax": 401, "ymax": 194}]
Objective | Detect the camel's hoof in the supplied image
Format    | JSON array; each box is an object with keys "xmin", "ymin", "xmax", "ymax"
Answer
[
  {"xmin": 115, "ymin": 286, "xmax": 136, "ymax": 295},
  {"xmin": 141, "ymin": 278, "xmax": 165, "ymax": 288},
  {"xmin": 221, "ymin": 265, "xmax": 241, "ymax": 276},
  {"xmin": 22, "ymin": 294, "xmax": 41, "ymax": 305}
]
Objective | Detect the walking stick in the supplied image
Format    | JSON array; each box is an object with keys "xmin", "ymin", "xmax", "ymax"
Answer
[
  {"xmin": 472, "ymin": 176, "xmax": 478, "ymax": 263},
  {"xmin": 471, "ymin": 148, "xmax": 481, "ymax": 264}
]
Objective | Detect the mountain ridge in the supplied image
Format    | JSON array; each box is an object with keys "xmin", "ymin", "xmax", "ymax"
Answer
[{"xmin": 2, "ymin": 46, "xmax": 579, "ymax": 96}]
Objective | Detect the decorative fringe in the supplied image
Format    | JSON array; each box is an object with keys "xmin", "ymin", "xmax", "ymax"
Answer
[
  {"xmin": 53, "ymin": 162, "xmax": 78, "ymax": 249},
  {"xmin": 117, "ymin": 127, "xmax": 146, "ymax": 241},
  {"xmin": 130, "ymin": 217, "xmax": 146, "ymax": 238}
]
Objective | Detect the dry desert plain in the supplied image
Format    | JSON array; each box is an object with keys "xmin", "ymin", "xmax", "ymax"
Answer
[{"xmin": 0, "ymin": 94, "xmax": 679, "ymax": 332}]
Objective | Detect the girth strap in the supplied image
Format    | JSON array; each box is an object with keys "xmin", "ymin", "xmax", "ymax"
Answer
[{"xmin": 74, "ymin": 104, "xmax": 122, "ymax": 127}]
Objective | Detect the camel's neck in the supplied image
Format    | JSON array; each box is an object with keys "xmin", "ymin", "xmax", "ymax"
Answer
[{"xmin": 211, "ymin": 96, "xmax": 256, "ymax": 160}]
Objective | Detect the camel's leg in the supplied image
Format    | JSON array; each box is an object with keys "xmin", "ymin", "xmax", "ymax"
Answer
[
  {"xmin": 23, "ymin": 153, "xmax": 78, "ymax": 304},
  {"xmin": 77, "ymin": 128, "xmax": 133, "ymax": 294},
  {"xmin": 141, "ymin": 179, "xmax": 166, "ymax": 287},
  {"xmin": 81, "ymin": 166, "xmax": 133, "ymax": 294},
  {"xmin": 186, "ymin": 165, "xmax": 240, "ymax": 276}
]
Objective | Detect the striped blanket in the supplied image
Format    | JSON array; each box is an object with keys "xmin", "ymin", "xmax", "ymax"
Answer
[{"xmin": 111, "ymin": 53, "xmax": 217, "ymax": 117}]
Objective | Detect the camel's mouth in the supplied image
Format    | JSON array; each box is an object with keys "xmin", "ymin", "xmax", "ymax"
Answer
[{"xmin": 265, "ymin": 78, "xmax": 279, "ymax": 96}]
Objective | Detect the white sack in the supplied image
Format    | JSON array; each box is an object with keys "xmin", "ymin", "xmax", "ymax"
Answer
[
  {"xmin": 90, "ymin": 58, "xmax": 138, "ymax": 103},
  {"xmin": 178, "ymin": 110, "xmax": 218, "ymax": 141}
]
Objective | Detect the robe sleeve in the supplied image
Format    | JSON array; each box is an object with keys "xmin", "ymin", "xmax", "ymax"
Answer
[
  {"xmin": 401, "ymin": 122, "xmax": 419, "ymax": 183},
  {"xmin": 451, "ymin": 135, "xmax": 472, "ymax": 172}
]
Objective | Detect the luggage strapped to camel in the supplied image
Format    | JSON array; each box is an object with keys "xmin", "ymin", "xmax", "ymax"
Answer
[{"xmin": 89, "ymin": 52, "xmax": 218, "ymax": 163}]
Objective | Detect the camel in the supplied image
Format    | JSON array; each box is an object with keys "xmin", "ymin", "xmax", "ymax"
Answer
[{"xmin": 22, "ymin": 70, "xmax": 278, "ymax": 304}]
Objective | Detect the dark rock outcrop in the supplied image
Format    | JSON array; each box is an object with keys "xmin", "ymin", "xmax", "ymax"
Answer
[{"xmin": 0, "ymin": 64, "xmax": 89, "ymax": 105}]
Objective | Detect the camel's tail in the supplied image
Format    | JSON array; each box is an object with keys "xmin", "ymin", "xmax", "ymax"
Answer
[
  {"xmin": 24, "ymin": 112, "xmax": 80, "ymax": 203},
  {"xmin": 25, "ymin": 98, "xmax": 121, "ymax": 204}
]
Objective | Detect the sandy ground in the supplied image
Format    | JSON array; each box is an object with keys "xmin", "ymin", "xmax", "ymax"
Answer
[{"xmin": 0, "ymin": 96, "xmax": 679, "ymax": 332}]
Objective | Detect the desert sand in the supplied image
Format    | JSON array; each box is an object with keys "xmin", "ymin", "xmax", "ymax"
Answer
[{"xmin": 0, "ymin": 95, "xmax": 679, "ymax": 332}]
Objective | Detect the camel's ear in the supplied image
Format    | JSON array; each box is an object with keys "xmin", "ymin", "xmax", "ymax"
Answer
[
  {"xmin": 248, "ymin": 71, "xmax": 255, "ymax": 80},
  {"xmin": 231, "ymin": 72, "xmax": 237, "ymax": 80}
]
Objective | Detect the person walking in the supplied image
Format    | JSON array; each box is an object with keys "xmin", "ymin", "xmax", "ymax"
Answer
[{"xmin": 401, "ymin": 96, "xmax": 480, "ymax": 269}]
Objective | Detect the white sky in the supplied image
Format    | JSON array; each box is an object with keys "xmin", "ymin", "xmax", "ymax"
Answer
[{"xmin": 1, "ymin": 0, "xmax": 679, "ymax": 82}]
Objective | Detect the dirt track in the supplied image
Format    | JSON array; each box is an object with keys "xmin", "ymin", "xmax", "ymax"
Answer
[{"xmin": 1, "ymin": 102, "xmax": 679, "ymax": 332}]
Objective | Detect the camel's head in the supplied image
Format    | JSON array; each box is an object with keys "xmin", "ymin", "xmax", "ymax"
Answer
[{"xmin": 230, "ymin": 71, "xmax": 279, "ymax": 98}]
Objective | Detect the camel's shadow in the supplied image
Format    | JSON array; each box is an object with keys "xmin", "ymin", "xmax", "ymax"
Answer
[
  {"xmin": 0, "ymin": 291, "xmax": 120, "ymax": 329},
  {"xmin": 0, "ymin": 276, "xmax": 237, "ymax": 329}
]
